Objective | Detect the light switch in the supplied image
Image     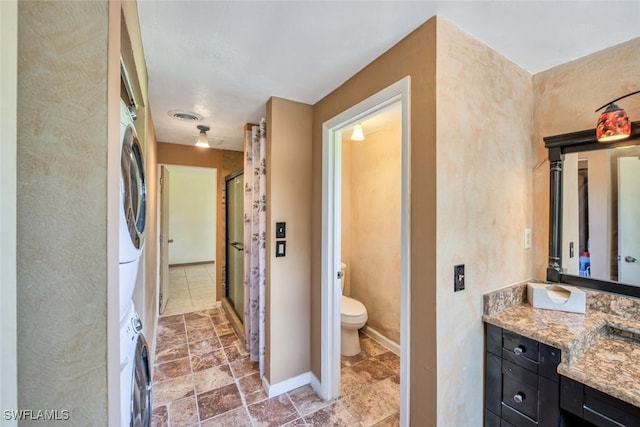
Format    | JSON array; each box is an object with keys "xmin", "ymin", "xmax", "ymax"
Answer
[
  {"xmin": 276, "ymin": 241, "xmax": 286, "ymax": 257},
  {"xmin": 454, "ymin": 264, "xmax": 465, "ymax": 292},
  {"xmin": 569, "ymin": 241, "xmax": 574, "ymax": 258},
  {"xmin": 276, "ymin": 222, "xmax": 286, "ymax": 239}
]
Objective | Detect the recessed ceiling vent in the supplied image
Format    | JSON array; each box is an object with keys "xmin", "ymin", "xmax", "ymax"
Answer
[{"xmin": 167, "ymin": 110, "xmax": 203, "ymax": 122}]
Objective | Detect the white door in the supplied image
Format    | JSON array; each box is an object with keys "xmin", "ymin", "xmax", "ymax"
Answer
[
  {"xmin": 320, "ymin": 77, "xmax": 411, "ymax": 426},
  {"xmin": 159, "ymin": 165, "xmax": 171, "ymax": 313},
  {"xmin": 618, "ymin": 157, "xmax": 640, "ymax": 285}
]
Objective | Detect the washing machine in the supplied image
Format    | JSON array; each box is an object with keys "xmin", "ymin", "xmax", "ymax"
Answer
[
  {"xmin": 119, "ymin": 99, "xmax": 147, "ymax": 318},
  {"xmin": 120, "ymin": 302, "xmax": 151, "ymax": 427},
  {"xmin": 119, "ymin": 99, "xmax": 150, "ymax": 426}
]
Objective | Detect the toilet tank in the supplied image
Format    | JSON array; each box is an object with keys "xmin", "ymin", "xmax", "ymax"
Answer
[{"xmin": 340, "ymin": 263, "xmax": 347, "ymax": 293}]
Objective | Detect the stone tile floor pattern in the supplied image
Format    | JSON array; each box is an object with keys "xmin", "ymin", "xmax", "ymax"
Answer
[{"xmin": 151, "ymin": 306, "xmax": 400, "ymax": 426}]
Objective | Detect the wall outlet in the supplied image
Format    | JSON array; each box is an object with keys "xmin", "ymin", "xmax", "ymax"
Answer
[
  {"xmin": 454, "ymin": 264, "xmax": 465, "ymax": 292},
  {"xmin": 524, "ymin": 228, "xmax": 532, "ymax": 249}
]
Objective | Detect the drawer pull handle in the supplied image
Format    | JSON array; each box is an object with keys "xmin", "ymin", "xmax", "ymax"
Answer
[
  {"xmin": 513, "ymin": 345, "xmax": 526, "ymax": 355},
  {"xmin": 513, "ymin": 393, "xmax": 525, "ymax": 404}
]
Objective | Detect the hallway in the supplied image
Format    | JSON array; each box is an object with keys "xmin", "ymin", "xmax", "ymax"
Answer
[
  {"xmin": 151, "ymin": 306, "xmax": 400, "ymax": 426},
  {"xmin": 161, "ymin": 264, "xmax": 216, "ymax": 316}
]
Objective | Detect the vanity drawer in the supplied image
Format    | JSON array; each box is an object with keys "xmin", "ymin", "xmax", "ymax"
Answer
[
  {"xmin": 501, "ymin": 403, "xmax": 536, "ymax": 427},
  {"xmin": 502, "ymin": 360, "xmax": 539, "ymax": 421},
  {"xmin": 503, "ymin": 330, "xmax": 539, "ymax": 373},
  {"xmin": 485, "ymin": 325, "xmax": 562, "ymax": 427},
  {"xmin": 561, "ymin": 376, "xmax": 640, "ymax": 427}
]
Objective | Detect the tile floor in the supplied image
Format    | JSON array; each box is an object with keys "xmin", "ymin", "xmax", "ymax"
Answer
[
  {"xmin": 151, "ymin": 306, "xmax": 400, "ymax": 426},
  {"xmin": 161, "ymin": 263, "xmax": 217, "ymax": 317}
]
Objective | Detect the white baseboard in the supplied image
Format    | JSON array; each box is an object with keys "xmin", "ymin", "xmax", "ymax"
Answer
[
  {"xmin": 309, "ymin": 372, "xmax": 324, "ymax": 400},
  {"xmin": 262, "ymin": 371, "xmax": 311, "ymax": 398},
  {"xmin": 362, "ymin": 325, "xmax": 400, "ymax": 355}
]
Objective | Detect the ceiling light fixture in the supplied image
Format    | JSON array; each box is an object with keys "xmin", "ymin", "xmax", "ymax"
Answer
[
  {"xmin": 195, "ymin": 125, "xmax": 210, "ymax": 148},
  {"xmin": 350, "ymin": 123, "xmax": 365, "ymax": 141},
  {"xmin": 595, "ymin": 90, "xmax": 640, "ymax": 142}
]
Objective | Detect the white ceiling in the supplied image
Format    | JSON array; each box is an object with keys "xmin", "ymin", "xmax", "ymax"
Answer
[{"xmin": 137, "ymin": 1, "xmax": 640, "ymax": 151}]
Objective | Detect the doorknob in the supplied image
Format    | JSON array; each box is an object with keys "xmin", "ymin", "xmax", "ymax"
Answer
[
  {"xmin": 625, "ymin": 256, "xmax": 637, "ymax": 263},
  {"xmin": 168, "ymin": 239, "xmax": 174, "ymax": 243}
]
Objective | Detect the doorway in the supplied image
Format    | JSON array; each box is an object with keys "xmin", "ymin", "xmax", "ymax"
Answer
[
  {"xmin": 158, "ymin": 164, "xmax": 217, "ymax": 316},
  {"xmin": 618, "ymin": 156, "xmax": 640, "ymax": 285},
  {"xmin": 319, "ymin": 77, "xmax": 410, "ymax": 425}
]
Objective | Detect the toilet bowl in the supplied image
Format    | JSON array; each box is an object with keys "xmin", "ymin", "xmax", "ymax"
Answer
[{"xmin": 340, "ymin": 263, "xmax": 368, "ymax": 356}]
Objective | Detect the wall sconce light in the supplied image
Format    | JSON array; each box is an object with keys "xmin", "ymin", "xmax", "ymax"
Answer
[
  {"xmin": 350, "ymin": 123, "xmax": 365, "ymax": 141},
  {"xmin": 595, "ymin": 90, "xmax": 640, "ymax": 142},
  {"xmin": 195, "ymin": 125, "xmax": 210, "ymax": 148}
]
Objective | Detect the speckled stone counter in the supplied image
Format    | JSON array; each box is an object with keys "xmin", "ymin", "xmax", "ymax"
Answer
[{"xmin": 483, "ymin": 282, "xmax": 640, "ymax": 408}]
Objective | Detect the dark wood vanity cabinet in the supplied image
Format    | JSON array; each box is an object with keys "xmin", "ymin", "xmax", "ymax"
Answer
[
  {"xmin": 560, "ymin": 376, "xmax": 640, "ymax": 427},
  {"xmin": 485, "ymin": 323, "xmax": 562, "ymax": 427},
  {"xmin": 486, "ymin": 323, "xmax": 640, "ymax": 427}
]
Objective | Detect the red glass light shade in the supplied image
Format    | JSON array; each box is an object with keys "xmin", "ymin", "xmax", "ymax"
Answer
[
  {"xmin": 595, "ymin": 90, "xmax": 640, "ymax": 142},
  {"xmin": 596, "ymin": 103, "xmax": 631, "ymax": 142}
]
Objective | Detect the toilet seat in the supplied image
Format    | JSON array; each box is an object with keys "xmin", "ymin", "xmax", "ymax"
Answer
[{"xmin": 341, "ymin": 296, "xmax": 367, "ymax": 324}]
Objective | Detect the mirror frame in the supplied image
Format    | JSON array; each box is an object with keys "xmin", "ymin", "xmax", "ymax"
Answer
[{"xmin": 544, "ymin": 121, "xmax": 640, "ymax": 298}]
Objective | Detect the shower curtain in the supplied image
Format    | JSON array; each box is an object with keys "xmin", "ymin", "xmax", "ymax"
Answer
[{"xmin": 243, "ymin": 119, "xmax": 266, "ymax": 375}]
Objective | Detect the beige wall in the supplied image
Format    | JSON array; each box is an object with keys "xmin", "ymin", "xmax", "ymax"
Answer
[
  {"xmin": 166, "ymin": 166, "xmax": 216, "ymax": 265},
  {"xmin": 584, "ymin": 150, "xmax": 612, "ymax": 279},
  {"xmin": 265, "ymin": 97, "xmax": 313, "ymax": 385},
  {"xmin": 342, "ymin": 125, "xmax": 402, "ymax": 344},
  {"xmin": 435, "ymin": 19, "xmax": 534, "ymax": 424},
  {"xmin": 1, "ymin": 1, "xmax": 18, "ymax": 420},
  {"xmin": 16, "ymin": 2, "xmax": 159, "ymax": 421},
  {"xmin": 157, "ymin": 143, "xmax": 243, "ymax": 303},
  {"xmin": 17, "ymin": 1, "xmax": 113, "ymax": 422},
  {"xmin": 532, "ymin": 37, "xmax": 640, "ymax": 280},
  {"xmin": 312, "ymin": 18, "xmax": 438, "ymax": 424}
]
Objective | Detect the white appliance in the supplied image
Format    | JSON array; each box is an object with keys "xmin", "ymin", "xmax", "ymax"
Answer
[
  {"xmin": 120, "ymin": 302, "xmax": 151, "ymax": 427},
  {"xmin": 119, "ymin": 99, "xmax": 150, "ymax": 426},
  {"xmin": 119, "ymin": 99, "xmax": 147, "ymax": 318}
]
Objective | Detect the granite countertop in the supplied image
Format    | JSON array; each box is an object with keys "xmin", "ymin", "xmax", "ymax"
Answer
[{"xmin": 483, "ymin": 283, "xmax": 640, "ymax": 408}]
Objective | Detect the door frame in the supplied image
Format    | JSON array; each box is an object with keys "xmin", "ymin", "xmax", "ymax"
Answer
[
  {"xmin": 618, "ymin": 156, "xmax": 640, "ymax": 285},
  {"xmin": 319, "ymin": 76, "xmax": 411, "ymax": 424},
  {"xmin": 158, "ymin": 165, "xmax": 170, "ymax": 314}
]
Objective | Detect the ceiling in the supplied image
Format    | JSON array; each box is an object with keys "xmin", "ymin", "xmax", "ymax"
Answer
[{"xmin": 137, "ymin": 1, "xmax": 640, "ymax": 152}]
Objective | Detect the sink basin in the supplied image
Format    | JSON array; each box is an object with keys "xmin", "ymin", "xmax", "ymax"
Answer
[{"xmin": 605, "ymin": 324, "xmax": 640, "ymax": 345}]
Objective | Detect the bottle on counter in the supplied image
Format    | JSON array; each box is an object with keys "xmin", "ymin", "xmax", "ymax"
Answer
[{"xmin": 579, "ymin": 252, "xmax": 590, "ymax": 277}]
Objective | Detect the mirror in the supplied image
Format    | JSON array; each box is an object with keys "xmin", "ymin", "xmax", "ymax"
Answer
[
  {"xmin": 545, "ymin": 121, "xmax": 640, "ymax": 298},
  {"xmin": 562, "ymin": 146, "xmax": 640, "ymax": 285}
]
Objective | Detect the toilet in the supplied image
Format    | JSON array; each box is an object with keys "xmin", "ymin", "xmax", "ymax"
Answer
[{"xmin": 340, "ymin": 263, "xmax": 368, "ymax": 356}]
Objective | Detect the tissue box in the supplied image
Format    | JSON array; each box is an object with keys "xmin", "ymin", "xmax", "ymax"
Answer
[{"xmin": 527, "ymin": 282, "xmax": 586, "ymax": 314}]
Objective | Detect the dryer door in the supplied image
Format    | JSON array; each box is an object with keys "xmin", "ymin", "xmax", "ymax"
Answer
[
  {"xmin": 121, "ymin": 125, "xmax": 147, "ymax": 250},
  {"xmin": 131, "ymin": 332, "xmax": 151, "ymax": 427}
]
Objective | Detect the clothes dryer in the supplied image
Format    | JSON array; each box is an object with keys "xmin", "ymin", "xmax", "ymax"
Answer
[{"xmin": 119, "ymin": 100, "xmax": 147, "ymax": 316}]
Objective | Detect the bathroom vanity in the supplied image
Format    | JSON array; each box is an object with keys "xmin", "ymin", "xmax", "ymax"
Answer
[
  {"xmin": 485, "ymin": 323, "xmax": 561, "ymax": 426},
  {"xmin": 483, "ymin": 285, "xmax": 640, "ymax": 427},
  {"xmin": 483, "ymin": 120, "xmax": 640, "ymax": 426}
]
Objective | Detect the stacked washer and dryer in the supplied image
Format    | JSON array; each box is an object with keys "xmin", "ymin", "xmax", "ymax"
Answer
[{"xmin": 119, "ymin": 99, "xmax": 151, "ymax": 427}]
